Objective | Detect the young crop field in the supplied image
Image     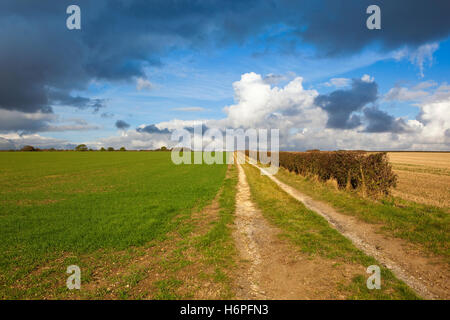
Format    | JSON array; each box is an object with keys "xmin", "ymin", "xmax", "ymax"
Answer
[{"xmin": 0, "ymin": 152, "xmax": 230, "ymax": 299}]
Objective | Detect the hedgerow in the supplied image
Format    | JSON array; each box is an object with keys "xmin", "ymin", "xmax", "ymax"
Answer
[{"xmin": 245, "ymin": 150, "xmax": 397, "ymax": 197}]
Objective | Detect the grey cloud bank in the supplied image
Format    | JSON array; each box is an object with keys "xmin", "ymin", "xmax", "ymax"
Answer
[{"xmin": 314, "ymin": 78, "xmax": 378, "ymax": 130}]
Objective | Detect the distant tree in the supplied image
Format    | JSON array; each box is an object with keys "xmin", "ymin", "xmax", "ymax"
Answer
[
  {"xmin": 20, "ymin": 145, "xmax": 35, "ymax": 152},
  {"xmin": 100, "ymin": 147, "xmax": 106, "ymax": 151},
  {"xmin": 107, "ymin": 147, "xmax": 114, "ymax": 151},
  {"xmin": 160, "ymin": 146, "xmax": 167, "ymax": 151},
  {"xmin": 75, "ymin": 144, "xmax": 88, "ymax": 151},
  {"xmin": 49, "ymin": 148, "xmax": 56, "ymax": 151},
  {"xmin": 119, "ymin": 147, "xmax": 126, "ymax": 151}
]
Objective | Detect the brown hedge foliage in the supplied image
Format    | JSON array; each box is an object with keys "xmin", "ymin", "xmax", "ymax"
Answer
[
  {"xmin": 20, "ymin": 145, "xmax": 36, "ymax": 152},
  {"xmin": 245, "ymin": 150, "xmax": 397, "ymax": 197}
]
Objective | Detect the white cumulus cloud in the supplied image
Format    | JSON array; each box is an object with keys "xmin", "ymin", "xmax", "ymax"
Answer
[
  {"xmin": 64, "ymin": 73, "xmax": 450, "ymax": 152},
  {"xmin": 136, "ymin": 78, "xmax": 153, "ymax": 91}
]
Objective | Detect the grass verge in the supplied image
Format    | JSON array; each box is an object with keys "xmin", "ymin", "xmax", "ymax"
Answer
[{"xmin": 194, "ymin": 164, "xmax": 239, "ymax": 298}]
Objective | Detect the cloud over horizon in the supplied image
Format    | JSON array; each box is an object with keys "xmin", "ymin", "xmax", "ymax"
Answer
[
  {"xmin": 1, "ymin": 71, "xmax": 449, "ymax": 151},
  {"xmin": 314, "ymin": 77, "xmax": 378, "ymax": 130},
  {"xmin": 115, "ymin": 120, "xmax": 130, "ymax": 130},
  {"xmin": 80, "ymin": 72, "xmax": 448, "ymax": 152}
]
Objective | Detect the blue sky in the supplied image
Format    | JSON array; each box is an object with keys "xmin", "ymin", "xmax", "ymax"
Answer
[{"xmin": 0, "ymin": 1, "xmax": 449, "ymax": 150}]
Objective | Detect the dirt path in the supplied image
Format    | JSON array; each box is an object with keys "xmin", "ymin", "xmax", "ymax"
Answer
[
  {"xmin": 254, "ymin": 163, "xmax": 449, "ymax": 300},
  {"xmin": 232, "ymin": 159, "xmax": 363, "ymax": 299}
]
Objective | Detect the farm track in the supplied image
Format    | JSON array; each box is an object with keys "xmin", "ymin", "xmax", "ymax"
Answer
[
  {"xmin": 232, "ymin": 158, "xmax": 362, "ymax": 299},
  {"xmin": 251, "ymin": 161, "xmax": 449, "ymax": 300}
]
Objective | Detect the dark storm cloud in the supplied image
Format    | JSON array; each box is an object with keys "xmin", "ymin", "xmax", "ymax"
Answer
[
  {"xmin": 0, "ymin": 0, "xmax": 275, "ymax": 117},
  {"xmin": 115, "ymin": 120, "xmax": 130, "ymax": 130},
  {"xmin": 315, "ymin": 79, "xmax": 378, "ymax": 129},
  {"xmin": 0, "ymin": 111, "xmax": 55, "ymax": 134},
  {"xmin": 49, "ymin": 90, "xmax": 106, "ymax": 112},
  {"xmin": 362, "ymin": 106, "xmax": 407, "ymax": 133},
  {"xmin": 0, "ymin": 3, "xmax": 105, "ymax": 114},
  {"xmin": 136, "ymin": 124, "xmax": 171, "ymax": 134},
  {"xmin": 0, "ymin": 110, "xmax": 100, "ymax": 134},
  {"xmin": 1, "ymin": 0, "xmax": 449, "ymax": 129},
  {"xmin": 292, "ymin": 0, "xmax": 450, "ymax": 56}
]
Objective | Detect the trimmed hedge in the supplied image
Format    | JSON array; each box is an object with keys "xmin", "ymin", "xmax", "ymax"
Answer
[{"xmin": 246, "ymin": 150, "xmax": 397, "ymax": 196}]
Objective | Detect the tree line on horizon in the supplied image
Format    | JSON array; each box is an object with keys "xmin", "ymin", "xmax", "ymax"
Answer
[{"xmin": 2, "ymin": 145, "xmax": 170, "ymax": 152}]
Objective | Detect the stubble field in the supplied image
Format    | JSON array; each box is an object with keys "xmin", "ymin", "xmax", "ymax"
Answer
[{"xmin": 387, "ymin": 152, "xmax": 450, "ymax": 208}]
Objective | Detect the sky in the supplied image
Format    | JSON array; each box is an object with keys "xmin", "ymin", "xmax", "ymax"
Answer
[{"xmin": 0, "ymin": 0, "xmax": 449, "ymax": 151}]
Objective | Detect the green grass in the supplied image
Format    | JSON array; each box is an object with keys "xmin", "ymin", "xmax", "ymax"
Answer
[
  {"xmin": 196, "ymin": 165, "xmax": 238, "ymax": 261},
  {"xmin": 195, "ymin": 164, "xmax": 239, "ymax": 298},
  {"xmin": 146, "ymin": 164, "xmax": 239, "ymax": 300},
  {"xmin": 243, "ymin": 164, "xmax": 419, "ymax": 300},
  {"xmin": 274, "ymin": 167, "xmax": 450, "ymax": 259},
  {"xmin": 0, "ymin": 151, "xmax": 228, "ymax": 298},
  {"xmin": 153, "ymin": 278, "xmax": 184, "ymax": 300}
]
